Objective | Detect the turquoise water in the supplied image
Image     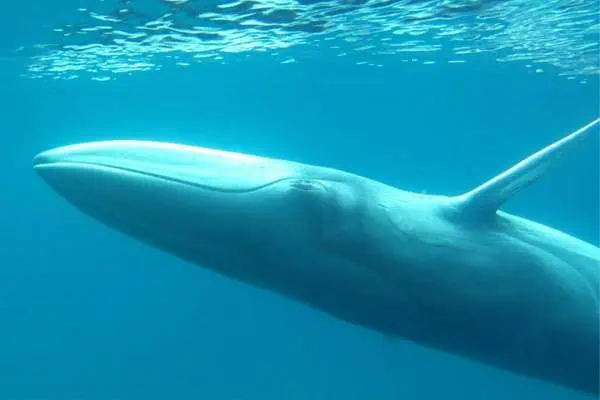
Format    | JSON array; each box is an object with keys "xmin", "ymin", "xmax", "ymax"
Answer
[{"xmin": 1, "ymin": 0, "xmax": 599, "ymax": 399}]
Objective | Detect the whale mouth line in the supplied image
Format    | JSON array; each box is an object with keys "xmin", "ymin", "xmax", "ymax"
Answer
[{"xmin": 33, "ymin": 160, "xmax": 290, "ymax": 193}]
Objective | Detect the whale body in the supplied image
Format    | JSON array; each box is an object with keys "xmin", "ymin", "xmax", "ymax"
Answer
[{"xmin": 33, "ymin": 118, "xmax": 600, "ymax": 396}]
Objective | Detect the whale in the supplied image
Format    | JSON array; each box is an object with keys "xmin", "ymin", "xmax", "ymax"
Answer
[{"xmin": 33, "ymin": 118, "xmax": 600, "ymax": 396}]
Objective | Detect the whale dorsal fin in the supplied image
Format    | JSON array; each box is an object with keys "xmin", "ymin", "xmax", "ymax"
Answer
[{"xmin": 452, "ymin": 117, "xmax": 600, "ymax": 219}]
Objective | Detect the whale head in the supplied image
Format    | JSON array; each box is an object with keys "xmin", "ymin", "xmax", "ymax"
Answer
[{"xmin": 33, "ymin": 140, "xmax": 369, "ymax": 289}]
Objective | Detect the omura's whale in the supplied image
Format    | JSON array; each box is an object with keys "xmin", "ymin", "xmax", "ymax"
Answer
[{"xmin": 34, "ymin": 118, "xmax": 600, "ymax": 396}]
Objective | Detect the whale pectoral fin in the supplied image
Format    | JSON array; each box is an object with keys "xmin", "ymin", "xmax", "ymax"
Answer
[{"xmin": 452, "ymin": 117, "xmax": 600, "ymax": 219}]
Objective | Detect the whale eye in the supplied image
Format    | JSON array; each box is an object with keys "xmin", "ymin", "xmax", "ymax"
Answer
[
  {"xmin": 282, "ymin": 179, "xmax": 360, "ymax": 245},
  {"xmin": 283, "ymin": 178, "xmax": 330, "ymax": 214},
  {"xmin": 289, "ymin": 179, "xmax": 325, "ymax": 192}
]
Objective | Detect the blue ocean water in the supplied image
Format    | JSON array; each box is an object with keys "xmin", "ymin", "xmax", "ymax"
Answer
[{"xmin": 1, "ymin": 0, "xmax": 599, "ymax": 399}]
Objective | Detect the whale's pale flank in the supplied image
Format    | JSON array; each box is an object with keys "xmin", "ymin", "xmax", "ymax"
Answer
[{"xmin": 34, "ymin": 118, "xmax": 600, "ymax": 396}]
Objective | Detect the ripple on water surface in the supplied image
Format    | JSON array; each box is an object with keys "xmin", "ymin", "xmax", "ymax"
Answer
[{"xmin": 20, "ymin": 0, "xmax": 600, "ymax": 80}]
